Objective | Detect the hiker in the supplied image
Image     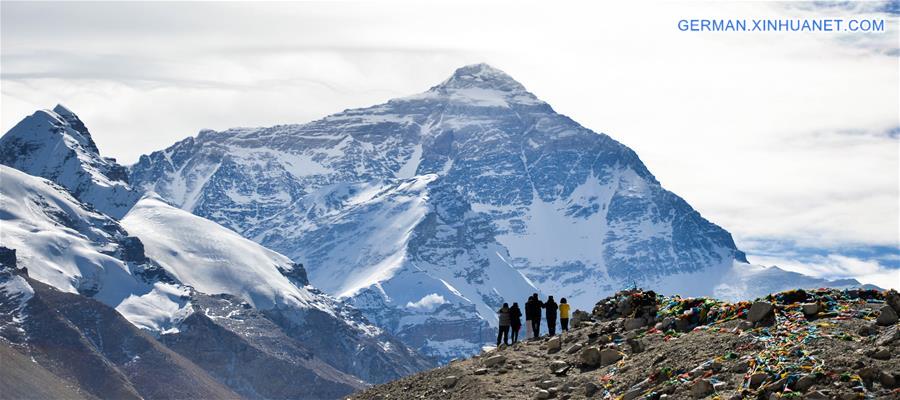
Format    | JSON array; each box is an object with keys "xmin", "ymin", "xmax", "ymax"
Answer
[
  {"xmin": 544, "ymin": 296, "xmax": 558, "ymax": 336},
  {"xmin": 510, "ymin": 302, "xmax": 522, "ymax": 343},
  {"xmin": 497, "ymin": 303, "xmax": 511, "ymax": 346},
  {"xmin": 560, "ymin": 297, "xmax": 570, "ymax": 332},
  {"xmin": 524, "ymin": 295, "xmax": 534, "ymax": 339},
  {"xmin": 528, "ymin": 294, "xmax": 543, "ymax": 338}
]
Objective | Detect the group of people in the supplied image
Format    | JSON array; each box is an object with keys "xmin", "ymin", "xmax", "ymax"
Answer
[{"xmin": 495, "ymin": 293, "xmax": 570, "ymax": 346}]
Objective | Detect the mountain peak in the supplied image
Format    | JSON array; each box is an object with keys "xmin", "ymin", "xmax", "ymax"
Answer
[
  {"xmin": 48, "ymin": 104, "xmax": 100, "ymax": 154},
  {"xmin": 435, "ymin": 63, "xmax": 527, "ymax": 93},
  {"xmin": 52, "ymin": 104, "xmax": 78, "ymax": 119}
]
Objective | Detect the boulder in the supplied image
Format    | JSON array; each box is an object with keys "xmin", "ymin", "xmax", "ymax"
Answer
[
  {"xmin": 627, "ymin": 338, "xmax": 645, "ymax": 354},
  {"xmin": 622, "ymin": 388, "xmax": 644, "ymax": 400},
  {"xmin": 546, "ymin": 336, "xmax": 561, "ymax": 352},
  {"xmin": 442, "ymin": 375, "xmax": 458, "ymax": 388},
  {"xmin": 624, "ymin": 318, "xmax": 645, "ymax": 331},
  {"xmin": 875, "ymin": 327, "xmax": 900, "ymax": 346},
  {"xmin": 748, "ymin": 302, "xmax": 774, "ymax": 324},
  {"xmin": 876, "ymin": 305, "xmax": 898, "ymax": 326},
  {"xmin": 801, "ymin": 303, "xmax": 820, "ymax": 317},
  {"xmin": 691, "ymin": 379, "xmax": 714, "ymax": 399},
  {"xmin": 580, "ymin": 347, "xmax": 602, "ymax": 367},
  {"xmin": 880, "ymin": 371, "xmax": 897, "ymax": 388},
  {"xmin": 566, "ymin": 343, "xmax": 583, "ymax": 354},
  {"xmin": 599, "ymin": 348, "xmax": 624, "ymax": 366},
  {"xmin": 794, "ymin": 374, "xmax": 816, "ymax": 392},
  {"xmin": 535, "ymin": 389, "xmax": 550, "ymax": 399},
  {"xmin": 571, "ymin": 310, "xmax": 591, "ymax": 328},
  {"xmin": 867, "ymin": 347, "xmax": 890, "ymax": 360},
  {"xmin": 474, "ymin": 368, "xmax": 488, "ymax": 375},
  {"xmin": 885, "ymin": 289, "xmax": 900, "ymax": 314},
  {"xmin": 675, "ymin": 318, "xmax": 693, "ymax": 332},
  {"xmin": 549, "ymin": 360, "xmax": 568, "ymax": 374},
  {"xmin": 484, "ymin": 354, "xmax": 507, "ymax": 367},
  {"xmin": 583, "ymin": 382, "xmax": 599, "ymax": 397},
  {"xmin": 749, "ymin": 372, "xmax": 768, "ymax": 388}
]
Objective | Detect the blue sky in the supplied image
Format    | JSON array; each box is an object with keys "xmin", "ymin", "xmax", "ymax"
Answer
[{"xmin": 1, "ymin": 1, "xmax": 897, "ymax": 288}]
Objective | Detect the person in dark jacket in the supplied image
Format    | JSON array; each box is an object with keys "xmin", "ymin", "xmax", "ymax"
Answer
[
  {"xmin": 528, "ymin": 294, "xmax": 543, "ymax": 338},
  {"xmin": 524, "ymin": 295, "xmax": 534, "ymax": 338},
  {"xmin": 496, "ymin": 303, "xmax": 511, "ymax": 346},
  {"xmin": 544, "ymin": 296, "xmax": 558, "ymax": 336},
  {"xmin": 509, "ymin": 302, "xmax": 522, "ymax": 343}
]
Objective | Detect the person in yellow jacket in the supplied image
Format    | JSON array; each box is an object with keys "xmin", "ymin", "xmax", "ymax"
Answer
[{"xmin": 559, "ymin": 298, "xmax": 571, "ymax": 332}]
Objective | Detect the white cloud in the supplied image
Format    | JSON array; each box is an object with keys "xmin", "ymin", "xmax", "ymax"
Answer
[
  {"xmin": 406, "ymin": 293, "xmax": 448, "ymax": 311},
  {"xmin": 749, "ymin": 253, "xmax": 899, "ymax": 290},
  {"xmin": 1, "ymin": 1, "xmax": 897, "ymax": 276}
]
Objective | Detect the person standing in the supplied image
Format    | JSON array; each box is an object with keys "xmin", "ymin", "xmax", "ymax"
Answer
[
  {"xmin": 529, "ymin": 294, "xmax": 543, "ymax": 338},
  {"xmin": 524, "ymin": 295, "xmax": 535, "ymax": 339},
  {"xmin": 509, "ymin": 302, "xmax": 522, "ymax": 344},
  {"xmin": 544, "ymin": 296, "xmax": 558, "ymax": 336},
  {"xmin": 497, "ymin": 303, "xmax": 511, "ymax": 346},
  {"xmin": 559, "ymin": 298, "xmax": 570, "ymax": 332}
]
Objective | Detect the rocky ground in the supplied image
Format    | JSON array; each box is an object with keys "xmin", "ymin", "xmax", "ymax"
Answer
[{"xmin": 350, "ymin": 288, "xmax": 900, "ymax": 400}]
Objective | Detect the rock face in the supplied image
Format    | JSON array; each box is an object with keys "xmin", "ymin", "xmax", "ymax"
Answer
[
  {"xmin": 0, "ymin": 271, "xmax": 239, "ymax": 400},
  {"xmin": 127, "ymin": 63, "xmax": 857, "ymax": 361},
  {"xmin": 351, "ymin": 288, "xmax": 900, "ymax": 400},
  {"xmin": 0, "ymin": 104, "xmax": 140, "ymax": 218}
]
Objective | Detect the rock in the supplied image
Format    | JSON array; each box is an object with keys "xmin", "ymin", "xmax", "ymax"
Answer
[
  {"xmin": 624, "ymin": 317, "xmax": 645, "ymax": 331},
  {"xmin": 484, "ymin": 354, "xmax": 507, "ymax": 367},
  {"xmin": 566, "ymin": 343, "xmax": 583, "ymax": 354},
  {"xmin": 580, "ymin": 347, "xmax": 602, "ymax": 367},
  {"xmin": 737, "ymin": 320, "xmax": 753, "ymax": 331},
  {"xmin": 675, "ymin": 317, "xmax": 693, "ymax": 332},
  {"xmin": 600, "ymin": 348, "xmax": 624, "ymax": 365},
  {"xmin": 879, "ymin": 371, "xmax": 896, "ymax": 388},
  {"xmin": 691, "ymin": 379, "xmax": 714, "ymax": 399},
  {"xmin": 867, "ymin": 347, "xmax": 890, "ymax": 360},
  {"xmin": 535, "ymin": 389, "xmax": 550, "ymax": 399},
  {"xmin": 801, "ymin": 303, "xmax": 820, "ymax": 317},
  {"xmin": 885, "ymin": 289, "xmax": 900, "ymax": 314},
  {"xmin": 441, "ymin": 375, "xmax": 458, "ymax": 388},
  {"xmin": 875, "ymin": 327, "xmax": 900, "ymax": 346},
  {"xmin": 658, "ymin": 317, "xmax": 676, "ymax": 331},
  {"xmin": 749, "ymin": 372, "xmax": 768, "ymax": 388},
  {"xmin": 622, "ymin": 388, "xmax": 644, "ymax": 400},
  {"xmin": 474, "ymin": 368, "xmax": 488, "ymax": 375},
  {"xmin": 546, "ymin": 336, "xmax": 561, "ymax": 352},
  {"xmin": 571, "ymin": 310, "xmax": 591, "ymax": 328},
  {"xmin": 857, "ymin": 324, "xmax": 878, "ymax": 336},
  {"xmin": 537, "ymin": 380, "xmax": 553, "ymax": 389},
  {"xmin": 795, "ymin": 374, "xmax": 816, "ymax": 392},
  {"xmin": 857, "ymin": 367, "xmax": 879, "ymax": 384},
  {"xmin": 748, "ymin": 302, "xmax": 775, "ymax": 324},
  {"xmin": 549, "ymin": 360, "xmax": 568, "ymax": 374},
  {"xmin": 804, "ymin": 391, "xmax": 828, "ymax": 399},
  {"xmin": 876, "ymin": 305, "xmax": 898, "ymax": 326},
  {"xmin": 583, "ymin": 381, "xmax": 599, "ymax": 397},
  {"xmin": 730, "ymin": 359, "xmax": 750, "ymax": 373},
  {"xmin": 627, "ymin": 338, "xmax": 645, "ymax": 353}
]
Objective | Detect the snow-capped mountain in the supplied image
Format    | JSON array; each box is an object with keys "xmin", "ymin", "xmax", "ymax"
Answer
[
  {"xmin": 129, "ymin": 63, "xmax": 861, "ymax": 361},
  {"xmin": 0, "ymin": 106, "xmax": 433, "ymax": 397},
  {"xmin": 0, "ymin": 105, "xmax": 139, "ymax": 218}
]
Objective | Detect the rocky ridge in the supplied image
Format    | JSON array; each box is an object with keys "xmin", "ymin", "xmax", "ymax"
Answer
[{"xmin": 352, "ymin": 288, "xmax": 900, "ymax": 399}]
